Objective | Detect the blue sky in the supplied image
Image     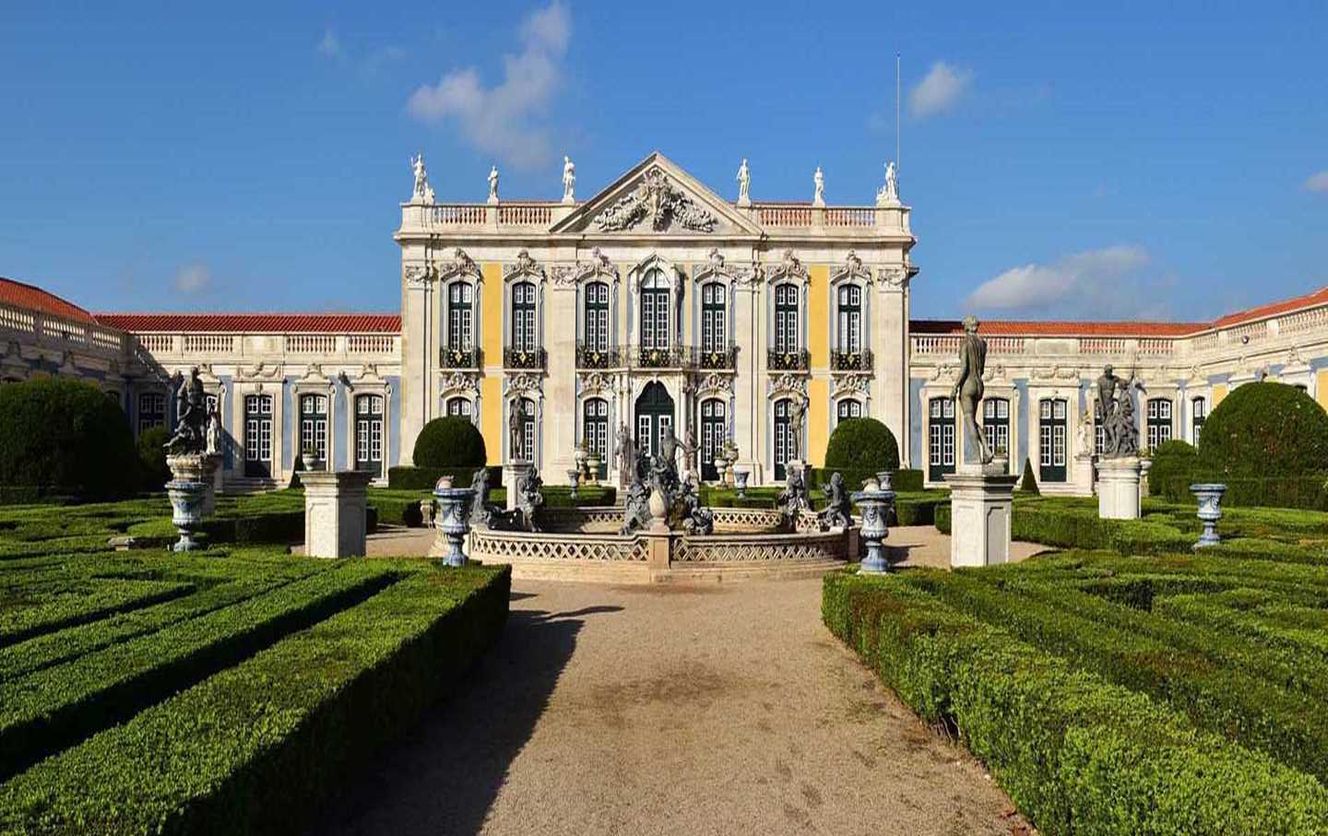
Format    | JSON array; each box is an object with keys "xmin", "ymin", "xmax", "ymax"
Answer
[{"xmin": 1, "ymin": 1, "xmax": 1325, "ymax": 321}]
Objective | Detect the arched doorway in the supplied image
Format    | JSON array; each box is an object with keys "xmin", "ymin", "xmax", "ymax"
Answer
[{"xmin": 635, "ymin": 381, "xmax": 674, "ymax": 460}]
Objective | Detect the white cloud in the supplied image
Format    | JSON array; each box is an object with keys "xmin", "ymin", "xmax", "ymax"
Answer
[
  {"xmin": 407, "ymin": 2, "xmax": 570, "ymax": 169},
  {"xmin": 173, "ymin": 264, "xmax": 211, "ymax": 295},
  {"xmin": 317, "ymin": 27, "xmax": 342, "ymax": 59},
  {"xmin": 967, "ymin": 245, "xmax": 1152, "ymax": 314},
  {"xmin": 1304, "ymin": 170, "xmax": 1328, "ymax": 193},
  {"xmin": 908, "ymin": 61, "xmax": 972, "ymax": 119}
]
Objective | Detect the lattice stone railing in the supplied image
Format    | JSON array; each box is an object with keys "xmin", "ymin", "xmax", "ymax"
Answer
[
  {"xmin": 540, "ymin": 506, "xmax": 624, "ymax": 533},
  {"xmin": 470, "ymin": 528, "xmax": 648, "ymax": 562},
  {"xmin": 672, "ymin": 530, "xmax": 848, "ymax": 563}
]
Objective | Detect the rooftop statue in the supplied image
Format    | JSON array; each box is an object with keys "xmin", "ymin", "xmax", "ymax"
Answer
[
  {"xmin": 488, "ymin": 165, "xmax": 499, "ymax": 203},
  {"xmin": 953, "ymin": 315, "xmax": 994, "ymax": 465},
  {"xmin": 409, "ymin": 153, "xmax": 435, "ymax": 204},
  {"xmin": 812, "ymin": 166, "xmax": 825, "ymax": 207},
  {"xmin": 562, "ymin": 155, "xmax": 576, "ymax": 203},
  {"xmin": 736, "ymin": 158, "xmax": 751, "ymax": 205},
  {"xmin": 165, "ymin": 367, "xmax": 207, "ymax": 454},
  {"xmin": 877, "ymin": 161, "xmax": 899, "ymax": 205}
]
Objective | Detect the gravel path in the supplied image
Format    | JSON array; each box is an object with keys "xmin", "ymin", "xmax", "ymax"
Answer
[{"xmin": 311, "ymin": 577, "xmax": 1027, "ymax": 836}]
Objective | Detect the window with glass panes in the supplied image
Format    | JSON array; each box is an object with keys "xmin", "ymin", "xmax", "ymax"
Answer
[
  {"xmin": 447, "ymin": 281, "xmax": 473, "ymax": 350},
  {"xmin": 700, "ymin": 282, "xmax": 725, "ymax": 352},
  {"xmin": 1146, "ymin": 398, "xmax": 1173, "ymax": 449},
  {"xmin": 774, "ymin": 283, "xmax": 799, "ymax": 353},
  {"xmin": 640, "ymin": 270, "xmax": 670, "ymax": 350},
  {"xmin": 137, "ymin": 392, "xmax": 166, "ymax": 434},
  {"xmin": 584, "ymin": 281, "xmax": 609, "ymax": 351},
  {"xmin": 836, "ymin": 284, "xmax": 862, "ymax": 353},
  {"xmin": 1039, "ymin": 399, "xmax": 1068, "ymax": 482},
  {"xmin": 700, "ymin": 398, "xmax": 726, "ymax": 481},
  {"xmin": 243, "ymin": 394, "xmax": 273, "ymax": 477},
  {"xmin": 299, "ymin": 393, "xmax": 328, "ymax": 466},
  {"xmin": 928, "ymin": 397, "xmax": 955, "ymax": 482},
  {"xmin": 446, "ymin": 396, "xmax": 472, "ymax": 418},
  {"xmin": 510, "ymin": 281, "xmax": 536, "ymax": 351},
  {"xmin": 836, "ymin": 399, "xmax": 863, "ymax": 423},
  {"xmin": 583, "ymin": 398, "xmax": 608, "ymax": 478},
  {"xmin": 773, "ymin": 398, "xmax": 794, "ymax": 480},
  {"xmin": 515, "ymin": 397, "xmax": 536, "ymax": 461},
  {"xmin": 1192, "ymin": 396, "xmax": 1207, "ymax": 443},
  {"xmin": 354, "ymin": 394, "xmax": 383, "ymax": 473},
  {"xmin": 983, "ymin": 397, "xmax": 1010, "ymax": 456}
]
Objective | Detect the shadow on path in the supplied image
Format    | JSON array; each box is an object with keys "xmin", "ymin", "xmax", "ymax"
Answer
[{"xmin": 306, "ymin": 593, "xmax": 620, "ymax": 836}]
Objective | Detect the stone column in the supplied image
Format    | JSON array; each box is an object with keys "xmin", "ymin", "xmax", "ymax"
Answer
[
  {"xmin": 945, "ymin": 463, "xmax": 1017, "ymax": 568},
  {"xmin": 503, "ymin": 461, "xmax": 527, "ymax": 511},
  {"xmin": 301, "ymin": 470, "xmax": 374, "ymax": 558},
  {"xmin": 733, "ymin": 277, "xmax": 762, "ymax": 483},
  {"xmin": 1071, "ymin": 453, "xmax": 1095, "ymax": 497},
  {"xmin": 545, "ymin": 279, "xmax": 579, "ymax": 482},
  {"xmin": 1097, "ymin": 456, "xmax": 1142, "ymax": 520},
  {"xmin": 875, "ymin": 280, "xmax": 908, "ymax": 463}
]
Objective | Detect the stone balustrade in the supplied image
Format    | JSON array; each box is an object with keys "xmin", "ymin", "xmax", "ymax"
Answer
[{"xmin": 133, "ymin": 331, "xmax": 401, "ymax": 362}]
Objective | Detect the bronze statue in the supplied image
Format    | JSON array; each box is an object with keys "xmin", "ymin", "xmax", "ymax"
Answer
[
  {"xmin": 952, "ymin": 316, "xmax": 993, "ymax": 465},
  {"xmin": 165, "ymin": 367, "xmax": 207, "ymax": 454}
]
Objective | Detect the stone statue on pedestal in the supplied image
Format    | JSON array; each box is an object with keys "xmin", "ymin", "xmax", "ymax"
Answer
[
  {"xmin": 166, "ymin": 368, "xmax": 207, "ymax": 454},
  {"xmin": 619, "ymin": 472, "xmax": 652, "ymax": 535},
  {"xmin": 876, "ymin": 161, "xmax": 899, "ymax": 205},
  {"xmin": 488, "ymin": 165, "xmax": 499, "ymax": 202},
  {"xmin": 680, "ymin": 476, "xmax": 715, "ymax": 535},
  {"xmin": 786, "ymin": 398, "xmax": 805, "ymax": 462},
  {"xmin": 205, "ymin": 411, "xmax": 222, "ymax": 455},
  {"xmin": 952, "ymin": 316, "xmax": 993, "ymax": 465},
  {"xmin": 508, "ymin": 399, "xmax": 524, "ymax": 461},
  {"xmin": 736, "ymin": 158, "xmax": 751, "ymax": 205},
  {"xmin": 812, "ymin": 166, "xmax": 825, "ymax": 206},
  {"xmin": 517, "ymin": 462, "xmax": 544, "ymax": 532},
  {"xmin": 410, "ymin": 153, "xmax": 435, "ymax": 204},
  {"xmin": 818, "ymin": 472, "xmax": 853, "ymax": 530},
  {"xmin": 1096, "ymin": 365, "xmax": 1144, "ymax": 459},
  {"xmin": 777, "ymin": 465, "xmax": 810, "ymax": 526},
  {"xmin": 562, "ymin": 155, "xmax": 576, "ymax": 203}
]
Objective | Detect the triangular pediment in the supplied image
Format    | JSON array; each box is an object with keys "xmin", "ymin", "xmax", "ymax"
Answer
[{"xmin": 551, "ymin": 152, "xmax": 762, "ymax": 237}]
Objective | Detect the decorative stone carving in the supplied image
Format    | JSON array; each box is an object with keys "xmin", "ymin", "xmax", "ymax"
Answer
[
  {"xmin": 504, "ymin": 249, "xmax": 544, "ymax": 281},
  {"xmin": 562, "ymin": 155, "xmax": 576, "ymax": 204},
  {"xmin": 878, "ymin": 265, "xmax": 909, "ymax": 287},
  {"xmin": 832, "ymin": 374, "xmax": 871, "ymax": 397},
  {"xmin": 768, "ymin": 373, "xmax": 808, "ymax": 398},
  {"xmin": 696, "ymin": 372, "xmax": 734, "ymax": 396},
  {"xmin": 504, "ymin": 373, "xmax": 543, "ymax": 394},
  {"xmin": 594, "ymin": 167, "xmax": 718, "ymax": 233},
  {"xmin": 409, "ymin": 153, "xmax": 435, "ymax": 204},
  {"xmin": 438, "ymin": 247, "xmax": 479, "ymax": 280},
  {"xmin": 578, "ymin": 371, "xmax": 614, "ymax": 394},
  {"xmin": 555, "ymin": 246, "xmax": 619, "ymax": 287},
  {"xmin": 766, "ymin": 249, "xmax": 809, "ymax": 283},
  {"xmin": 441, "ymin": 371, "xmax": 479, "ymax": 395},
  {"xmin": 830, "ymin": 250, "xmax": 872, "ymax": 284},
  {"xmin": 403, "ymin": 265, "xmax": 432, "ymax": 288},
  {"xmin": 731, "ymin": 263, "xmax": 764, "ymax": 286}
]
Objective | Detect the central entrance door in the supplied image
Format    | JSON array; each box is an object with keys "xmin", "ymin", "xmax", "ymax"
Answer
[{"xmin": 635, "ymin": 381, "xmax": 675, "ymax": 462}]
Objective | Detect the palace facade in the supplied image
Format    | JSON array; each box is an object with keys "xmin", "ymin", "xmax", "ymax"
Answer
[{"xmin": 3, "ymin": 152, "xmax": 1327, "ymax": 492}]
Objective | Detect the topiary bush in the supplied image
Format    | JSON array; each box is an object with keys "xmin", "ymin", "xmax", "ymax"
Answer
[
  {"xmin": 411, "ymin": 417, "xmax": 487, "ymax": 469},
  {"xmin": 823, "ymin": 418, "xmax": 899, "ymax": 489},
  {"xmin": 1149, "ymin": 439, "xmax": 1198, "ymax": 499},
  {"xmin": 1019, "ymin": 458, "xmax": 1040, "ymax": 494},
  {"xmin": 1198, "ymin": 382, "xmax": 1328, "ymax": 479},
  {"xmin": 0, "ymin": 377, "xmax": 140, "ymax": 502},
  {"xmin": 136, "ymin": 426, "xmax": 172, "ymax": 492}
]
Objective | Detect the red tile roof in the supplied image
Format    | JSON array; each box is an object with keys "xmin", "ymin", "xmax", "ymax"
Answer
[
  {"xmin": 910, "ymin": 319, "xmax": 1208, "ymax": 338},
  {"xmin": 93, "ymin": 313, "xmax": 401, "ymax": 333},
  {"xmin": 0, "ymin": 277, "xmax": 97, "ymax": 324},
  {"xmin": 1211, "ymin": 285, "xmax": 1328, "ymax": 329}
]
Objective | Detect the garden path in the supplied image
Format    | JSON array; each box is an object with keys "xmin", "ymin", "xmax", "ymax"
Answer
[{"xmin": 311, "ymin": 576, "xmax": 1030, "ymax": 835}]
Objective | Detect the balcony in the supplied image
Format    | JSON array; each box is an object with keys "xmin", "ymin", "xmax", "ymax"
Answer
[
  {"xmin": 440, "ymin": 346, "xmax": 481, "ymax": 369},
  {"xmin": 830, "ymin": 348, "xmax": 873, "ymax": 372},
  {"xmin": 503, "ymin": 346, "xmax": 546, "ymax": 370},
  {"xmin": 696, "ymin": 345, "xmax": 738, "ymax": 370},
  {"xmin": 767, "ymin": 348, "xmax": 810, "ymax": 371},
  {"xmin": 575, "ymin": 343, "xmax": 623, "ymax": 369},
  {"xmin": 636, "ymin": 345, "xmax": 694, "ymax": 369}
]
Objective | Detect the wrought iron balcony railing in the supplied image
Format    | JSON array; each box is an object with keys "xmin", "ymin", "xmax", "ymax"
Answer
[
  {"xmin": 696, "ymin": 345, "xmax": 738, "ymax": 370},
  {"xmin": 830, "ymin": 348, "xmax": 874, "ymax": 372},
  {"xmin": 575, "ymin": 343, "xmax": 623, "ymax": 369},
  {"xmin": 767, "ymin": 348, "xmax": 811, "ymax": 371},
  {"xmin": 440, "ymin": 346, "xmax": 481, "ymax": 369},
  {"xmin": 503, "ymin": 346, "xmax": 546, "ymax": 370},
  {"xmin": 636, "ymin": 345, "xmax": 694, "ymax": 369}
]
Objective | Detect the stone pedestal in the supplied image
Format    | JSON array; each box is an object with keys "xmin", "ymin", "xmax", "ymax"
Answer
[
  {"xmin": 1191, "ymin": 483, "xmax": 1227, "ymax": 548},
  {"xmin": 167, "ymin": 453, "xmax": 222, "ymax": 516},
  {"xmin": 1097, "ymin": 457, "xmax": 1142, "ymax": 520},
  {"xmin": 432, "ymin": 479, "xmax": 476, "ymax": 567},
  {"xmin": 301, "ymin": 470, "xmax": 373, "ymax": 558},
  {"xmin": 504, "ymin": 461, "xmax": 528, "ymax": 512},
  {"xmin": 1072, "ymin": 453, "xmax": 1095, "ymax": 498},
  {"xmin": 945, "ymin": 466, "xmax": 1017, "ymax": 568},
  {"xmin": 851, "ymin": 476, "xmax": 896, "ymax": 573},
  {"xmin": 165, "ymin": 479, "xmax": 207, "ymax": 552}
]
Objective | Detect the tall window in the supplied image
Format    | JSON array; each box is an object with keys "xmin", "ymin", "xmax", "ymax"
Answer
[
  {"xmin": 700, "ymin": 398, "xmax": 726, "ymax": 481},
  {"xmin": 1146, "ymin": 398, "xmax": 1173, "ymax": 450},
  {"xmin": 1093, "ymin": 399, "xmax": 1106, "ymax": 455},
  {"xmin": 928, "ymin": 398, "xmax": 955, "ymax": 483},
  {"xmin": 1039, "ymin": 399, "xmax": 1068, "ymax": 482},
  {"xmin": 510, "ymin": 281, "xmax": 537, "ymax": 351},
  {"xmin": 1192, "ymin": 396, "xmax": 1207, "ymax": 444},
  {"xmin": 701, "ymin": 282, "xmax": 726, "ymax": 352},
  {"xmin": 836, "ymin": 284, "xmax": 862, "ymax": 353},
  {"xmin": 983, "ymin": 397, "xmax": 1010, "ymax": 457},
  {"xmin": 583, "ymin": 397, "xmax": 608, "ymax": 479},
  {"xmin": 774, "ymin": 283, "xmax": 799, "ymax": 353},
  {"xmin": 243, "ymin": 394, "xmax": 273, "ymax": 478},
  {"xmin": 773, "ymin": 398, "xmax": 795, "ymax": 481},
  {"xmin": 446, "ymin": 396, "xmax": 472, "ymax": 418},
  {"xmin": 836, "ymin": 399, "xmax": 863, "ymax": 423},
  {"xmin": 640, "ymin": 269, "xmax": 670, "ymax": 350},
  {"xmin": 354, "ymin": 394, "xmax": 384, "ymax": 475},
  {"xmin": 447, "ymin": 281, "xmax": 473, "ymax": 351},
  {"xmin": 584, "ymin": 281, "xmax": 610, "ymax": 351},
  {"xmin": 138, "ymin": 392, "xmax": 166, "ymax": 435},
  {"xmin": 514, "ymin": 397, "xmax": 536, "ymax": 461},
  {"xmin": 299, "ymin": 393, "xmax": 328, "ymax": 468}
]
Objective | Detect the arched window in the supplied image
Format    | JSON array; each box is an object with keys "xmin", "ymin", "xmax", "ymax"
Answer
[
  {"xmin": 700, "ymin": 398, "xmax": 726, "ymax": 481},
  {"xmin": 244, "ymin": 393, "xmax": 273, "ymax": 478},
  {"xmin": 773, "ymin": 283, "xmax": 799, "ymax": 354},
  {"xmin": 447, "ymin": 281, "xmax": 473, "ymax": 351},
  {"xmin": 983, "ymin": 397, "xmax": 1010, "ymax": 457},
  {"xmin": 584, "ymin": 281, "xmax": 610, "ymax": 351},
  {"xmin": 445, "ymin": 396, "xmax": 472, "ymax": 418},
  {"xmin": 583, "ymin": 397, "xmax": 609, "ymax": 479},
  {"xmin": 1039, "ymin": 399, "xmax": 1068, "ymax": 482},
  {"xmin": 836, "ymin": 284, "xmax": 862, "ymax": 354},
  {"xmin": 701, "ymin": 282, "xmax": 726, "ymax": 353},
  {"xmin": 137, "ymin": 391, "xmax": 166, "ymax": 435},
  {"xmin": 354, "ymin": 394, "xmax": 384, "ymax": 475},
  {"xmin": 836, "ymin": 399, "xmax": 863, "ymax": 423},
  {"xmin": 299, "ymin": 393, "xmax": 328, "ymax": 469},
  {"xmin": 1146, "ymin": 398, "xmax": 1173, "ymax": 449},
  {"xmin": 639, "ymin": 269, "xmax": 670, "ymax": 350},
  {"xmin": 928, "ymin": 397, "xmax": 955, "ymax": 483},
  {"xmin": 510, "ymin": 281, "xmax": 537, "ymax": 351},
  {"xmin": 1191, "ymin": 396, "xmax": 1207, "ymax": 443}
]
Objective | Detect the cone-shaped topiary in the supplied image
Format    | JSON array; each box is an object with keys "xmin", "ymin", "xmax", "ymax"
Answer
[
  {"xmin": 412, "ymin": 416, "xmax": 487, "ymax": 468},
  {"xmin": 1197, "ymin": 382, "xmax": 1328, "ymax": 478},
  {"xmin": 0, "ymin": 377, "xmax": 139, "ymax": 501},
  {"xmin": 1019, "ymin": 458, "xmax": 1040, "ymax": 494}
]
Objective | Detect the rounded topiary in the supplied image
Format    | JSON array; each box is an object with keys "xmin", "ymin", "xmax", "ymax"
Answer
[
  {"xmin": 0, "ymin": 377, "xmax": 139, "ymax": 501},
  {"xmin": 1148, "ymin": 439, "xmax": 1197, "ymax": 496},
  {"xmin": 1197, "ymin": 382, "xmax": 1328, "ymax": 478},
  {"xmin": 136, "ymin": 425, "xmax": 172, "ymax": 492},
  {"xmin": 412, "ymin": 416, "xmax": 487, "ymax": 468},
  {"xmin": 824, "ymin": 418, "xmax": 900, "ymax": 473}
]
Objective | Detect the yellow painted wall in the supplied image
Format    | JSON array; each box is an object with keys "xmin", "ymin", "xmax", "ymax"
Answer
[
  {"xmin": 808, "ymin": 378, "xmax": 829, "ymax": 466},
  {"xmin": 481, "ymin": 376, "xmax": 503, "ymax": 465},
  {"xmin": 1213, "ymin": 383, "xmax": 1228, "ymax": 406},
  {"xmin": 480, "ymin": 262, "xmax": 504, "ymax": 465},
  {"xmin": 1318, "ymin": 370, "xmax": 1328, "ymax": 411},
  {"xmin": 808, "ymin": 264, "xmax": 829, "ymax": 370}
]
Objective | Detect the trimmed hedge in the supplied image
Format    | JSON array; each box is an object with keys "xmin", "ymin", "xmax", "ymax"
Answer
[
  {"xmin": 935, "ymin": 498, "xmax": 1194, "ymax": 554},
  {"xmin": 0, "ymin": 564, "xmax": 510, "ymax": 835},
  {"xmin": 0, "ymin": 580, "xmax": 194, "ymax": 647},
  {"xmin": 388, "ymin": 465, "xmax": 500, "ymax": 491},
  {"xmin": 1157, "ymin": 475, "xmax": 1328, "ymax": 511},
  {"xmin": 411, "ymin": 417, "xmax": 487, "ymax": 469},
  {"xmin": 1148, "ymin": 439, "xmax": 1197, "ymax": 496},
  {"xmin": 0, "ymin": 378, "xmax": 140, "ymax": 502},
  {"xmin": 822, "ymin": 572, "xmax": 1328, "ymax": 834},
  {"xmin": 135, "ymin": 426, "xmax": 172, "ymax": 493},
  {"xmin": 824, "ymin": 418, "xmax": 900, "ymax": 474},
  {"xmin": 1198, "ymin": 382, "xmax": 1328, "ymax": 479}
]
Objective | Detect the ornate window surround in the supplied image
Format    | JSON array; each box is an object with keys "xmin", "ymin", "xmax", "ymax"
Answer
[
  {"xmin": 503, "ymin": 249, "xmax": 546, "ymax": 359},
  {"xmin": 829, "ymin": 250, "xmax": 873, "ymax": 363},
  {"xmin": 765, "ymin": 249, "xmax": 809, "ymax": 364},
  {"xmin": 627, "ymin": 254, "xmax": 684, "ymax": 352},
  {"xmin": 342, "ymin": 367, "xmax": 393, "ymax": 481}
]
